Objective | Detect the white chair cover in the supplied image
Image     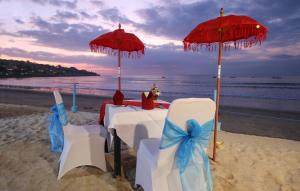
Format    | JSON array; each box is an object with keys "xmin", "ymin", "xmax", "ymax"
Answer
[
  {"xmin": 135, "ymin": 98, "xmax": 215, "ymax": 191},
  {"xmin": 53, "ymin": 91, "xmax": 107, "ymax": 179}
]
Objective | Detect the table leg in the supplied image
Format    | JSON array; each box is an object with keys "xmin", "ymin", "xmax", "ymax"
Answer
[{"xmin": 113, "ymin": 129, "xmax": 121, "ymax": 177}]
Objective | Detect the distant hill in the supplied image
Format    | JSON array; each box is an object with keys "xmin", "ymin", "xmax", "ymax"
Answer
[{"xmin": 0, "ymin": 59, "xmax": 99, "ymax": 78}]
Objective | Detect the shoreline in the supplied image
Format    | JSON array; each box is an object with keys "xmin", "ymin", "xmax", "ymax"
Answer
[
  {"xmin": 1, "ymin": 88, "xmax": 299, "ymax": 141},
  {"xmin": 0, "ymin": 74, "xmax": 99, "ymax": 79},
  {"xmin": 1, "ymin": 86, "xmax": 300, "ymax": 114},
  {"xmin": 1, "ymin": 83, "xmax": 300, "ymax": 113}
]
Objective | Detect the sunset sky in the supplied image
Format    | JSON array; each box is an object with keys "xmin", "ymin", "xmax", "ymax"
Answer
[{"xmin": 0, "ymin": 0, "xmax": 299, "ymax": 76}]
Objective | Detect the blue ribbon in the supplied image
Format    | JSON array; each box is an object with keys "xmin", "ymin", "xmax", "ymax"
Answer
[
  {"xmin": 159, "ymin": 118, "xmax": 213, "ymax": 191},
  {"xmin": 48, "ymin": 104, "xmax": 66, "ymax": 153},
  {"xmin": 57, "ymin": 103, "xmax": 68, "ymax": 126}
]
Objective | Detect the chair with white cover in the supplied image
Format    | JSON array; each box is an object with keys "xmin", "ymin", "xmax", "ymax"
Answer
[
  {"xmin": 53, "ymin": 91, "xmax": 107, "ymax": 180},
  {"xmin": 135, "ymin": 98, "xmax": 215, "ymax": 191}
]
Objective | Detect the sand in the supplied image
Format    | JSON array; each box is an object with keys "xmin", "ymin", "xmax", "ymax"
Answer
[
  {"xmin": 0, "ymin": 105, "xmax": 133, "ymax": 191},
  {"xmin": 0, "ymin": 88, "xmax": 109, "ymax": 113},
  {"xmin": 213, "ymin": 133, "xmax": 300, "ymax": 191},
  {"xmin": 0, "ymin": 104, "xmax": 299, "ymax": 191}
]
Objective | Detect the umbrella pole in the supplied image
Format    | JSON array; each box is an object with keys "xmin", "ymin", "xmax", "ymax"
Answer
[
  {"xmin": 118, "ymin": 49, "xmax": 121, "ymax": 91},
  {"xmin": 213, "ymin": 8, "xmax": 224, "ymax": 161},
  {"xmin": 213, "ymin": 42, "xmax": 223, "ymax": 161}
]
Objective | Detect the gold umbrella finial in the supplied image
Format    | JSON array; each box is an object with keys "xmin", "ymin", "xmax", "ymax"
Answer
[
  {"xmin": 220, "ymin": 8, "xmax": 224, "ymax": 17},
  {"xmin": 118, "ymin": 23, "xmax": 121, "ymax": 29}
]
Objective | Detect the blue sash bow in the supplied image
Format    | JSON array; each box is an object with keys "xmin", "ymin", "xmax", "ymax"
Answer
[
  {"xmin": 159, "ymin": 118, "xmax": 213, "ymax": 191},
  {"xmin": 48, "ymin": 104, "xmax": 67, "ymax": 152},
  {"xmin": 56, "ymin": 103, "xmax": 68, "ymax": 126}
]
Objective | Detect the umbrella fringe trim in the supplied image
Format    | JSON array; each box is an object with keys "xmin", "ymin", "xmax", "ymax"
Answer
[
  {"xmin": 183, "ymin": 38, "xmax": 265, "ymax": 52},
  {"xmin": 90, "ymin": 45, "xmax": 145, "ymax": 59}
]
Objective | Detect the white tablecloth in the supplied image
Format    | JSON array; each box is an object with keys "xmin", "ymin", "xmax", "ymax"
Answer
[{"xmin": 105, "ymin": 104, "xmax": 168, "ymax": 149}]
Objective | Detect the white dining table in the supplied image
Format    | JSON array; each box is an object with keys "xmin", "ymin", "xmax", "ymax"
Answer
[
  {"xmin": 103, "ymin": 103, "xmax": 169, "ymax": 177},
  {"xmin": 104, "ymin": 104, "xmax": 168, "ymax": 149}
]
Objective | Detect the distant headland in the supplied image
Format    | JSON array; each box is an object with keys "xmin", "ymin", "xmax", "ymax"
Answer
[{"xmin": 0, "ymin": 59, "xmax": 99, "ymax": 78}]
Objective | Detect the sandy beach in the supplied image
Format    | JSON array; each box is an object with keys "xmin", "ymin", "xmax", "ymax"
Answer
[{"xmin": 0, "ymin": 89, "xmax": 300, "ymax": 191}]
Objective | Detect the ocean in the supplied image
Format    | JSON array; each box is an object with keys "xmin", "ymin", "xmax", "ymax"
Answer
[{"xmin": 1, "ymin": 75, "xmax": 300, "ymax": 112}]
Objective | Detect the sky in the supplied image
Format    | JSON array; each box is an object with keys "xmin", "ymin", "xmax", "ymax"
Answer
[{"xmin": 0, "ymin": 0, "xmax": 299, "ymax": 77}]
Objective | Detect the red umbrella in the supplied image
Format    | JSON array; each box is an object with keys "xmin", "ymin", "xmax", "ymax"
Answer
[
  {"xmin": 90, "ymin": 24, "xmax": 145, "ymax": 91},
  {"xmin": 183, "ymin": 8, "xmax": 267, "ymax": 161}
]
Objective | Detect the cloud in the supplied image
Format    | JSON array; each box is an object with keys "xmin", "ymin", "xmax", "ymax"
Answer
[
  {"xmin": 146, "ymin": 43, "xmax": 182, "ymax": 51},
  {"xmin": 89, "ymin": 0, "xmax": 104, "ymax": 7},
  {"xmin": 0, "ymin": 29, "xmax": 19, "ymax": 37},
  {"xmin": 79, "ymin": 11, "xmax": 97, "ymax": 19},
  {"xmin": 17, "ymin": 16, "xmax": 108, "ymax": 51},
  {"xmin": 98, "ymin": 7, "xmax": 135, "ymax": 25},
  {"xmin": 272, "ymin": 54, "xmax": 300, "ymax": 60},
  {"xmin": 0, "ymin": 47, "xmax": 109, "ymax": 65},
  {"xmin": 135, "ymin": 1, "xmax": 218, "ymax": 39},
  {"xmin": 14, "ymin": 19, "xmax": 24, "ymax": 24},
  {"xmin": 133, "ymin": 0, "xmax": 300, "ymax": 48},
  {"xmin": 52, "ymin": 10, "xmax": 79, "ymax": 21},
  {"xmin": 30, "ymin": 0, "xmax": 78, "ymax": 9}
]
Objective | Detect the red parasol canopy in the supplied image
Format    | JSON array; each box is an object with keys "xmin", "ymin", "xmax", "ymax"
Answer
[
  {"xmin": 89, "ymin": 24, "xmax": 145, "ymax": 92},
  {"xmin": 184, "ymin": 13, "xmax": 267, "ymax": 50},
  {"xmin": 183, "ymin": 8, "xmax": 267, "ymax": 161},
  {"xmin": 90, "ymin": 25, "xmax": 145, "ymax": 57}
]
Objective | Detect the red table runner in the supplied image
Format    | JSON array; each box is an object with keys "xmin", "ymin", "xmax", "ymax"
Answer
[{"xmin": 99, "ymin": 100, "xmax": 170, "ymax": 125}]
